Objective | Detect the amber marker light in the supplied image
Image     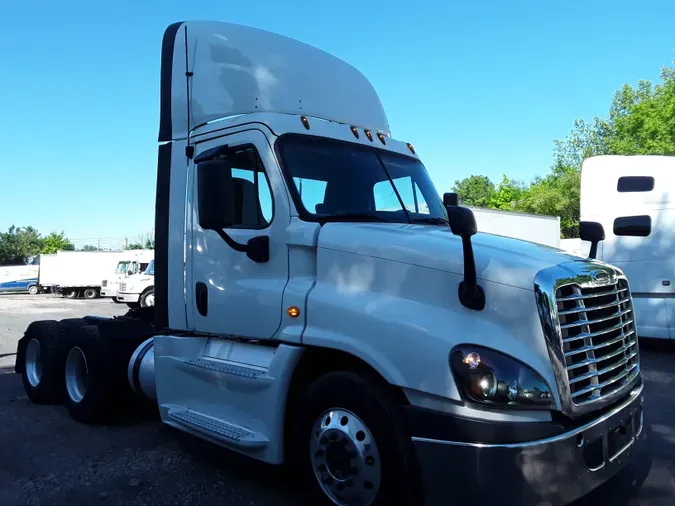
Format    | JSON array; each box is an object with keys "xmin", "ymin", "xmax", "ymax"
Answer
[{"xmin": 287, "ymin": 306, "xmax": 300, "ymax": 318}]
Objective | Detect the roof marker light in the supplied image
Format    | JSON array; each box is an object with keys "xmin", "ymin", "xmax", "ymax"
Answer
[
  {"xmin": 364, "ymin": 130, "xmax": 373, "ymax": 142},
  {"xmin": 407, "ymin": 143, "xmax": 416, "ymax": 154},
  {"xmin": 351, "ymin": 126, "xmax": 360, "ymax": 139},
  {"xmin": 377, "ymin": 133, "xmax": 386, "ymax": 145},
  {"xmin": 301, "ymin": 116, "xmax": 310, "ymax": 130}
]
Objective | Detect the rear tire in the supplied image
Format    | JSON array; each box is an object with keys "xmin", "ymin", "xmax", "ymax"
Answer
[
  {"xmin": 63, "ymin": 290, "xmax": 78, "ymax": 299},
  {"xmin": 63, "ymin": 321, "xmax": 154, "ymax": 424},
  {"xmin": 28, "ymin": 285, "xmax": 38, "ymax": 295},
  {"xmin": 289, "ymin": 371, "xmax": 420, "ymax": 506},
  {"xmin": 83, "ymin": 288, "xmax": 98, "ymax": 299},
  {"xmin": 20, "ymin": 320, "xmax": 77, "ymax": 404}
]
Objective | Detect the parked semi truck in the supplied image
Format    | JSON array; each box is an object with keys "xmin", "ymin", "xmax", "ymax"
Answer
[
  {"xmin": 579, "ymin": 155, "xmax": 675, "ymax": 339},
  {"xmin": 37, "ymin": 250, "xmax": 123, "ymax": 298},
  {"xmin": 100, "ymin": 249, "xmax": 154, "ymax": 301},
  {"xmin": 14, "ymin": 21, "xmax": 646, "ymax": 506}
]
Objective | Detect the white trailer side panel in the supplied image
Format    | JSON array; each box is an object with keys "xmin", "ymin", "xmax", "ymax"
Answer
[
  {"xmin": 50, "ymin": 251, "xmax": 124, "ymax": 288},
  {"xmin": 469, "ymin": 207, "xmax": 561, "ymax": 248}
]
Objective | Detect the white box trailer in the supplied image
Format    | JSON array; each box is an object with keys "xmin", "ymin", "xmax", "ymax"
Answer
[
  {"xmin": 469, "ymin": 207, "xmax": 561, "ymax": 248},
  {"xmin": 38, "ymin": 251, "xmax": 124, "ymax": 299}
]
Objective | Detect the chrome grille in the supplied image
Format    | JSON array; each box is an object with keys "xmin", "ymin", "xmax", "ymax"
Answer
[
  {"xmin": 555, "ymin": 278, "xmax": 639, "ymax": 407},
  {"xmin": 119, "ymin": 283, "xmax": 126, "ymax": 291}
]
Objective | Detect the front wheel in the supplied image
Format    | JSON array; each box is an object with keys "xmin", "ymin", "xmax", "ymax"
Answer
[
  {"xmin": 289, "ymin": 371, "xmax": 420, "ymax": 506},
  {"xmin": 140, "ymin": 289, "xmax": 154, "ymax": 308}
]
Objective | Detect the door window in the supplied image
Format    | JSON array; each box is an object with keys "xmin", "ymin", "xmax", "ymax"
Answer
[{"xmin": 226, "ymin": 146, "xmax": 274, "ymax": 228}]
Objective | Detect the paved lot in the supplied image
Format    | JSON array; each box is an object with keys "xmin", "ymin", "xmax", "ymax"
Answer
[{"xmin": 0, "ymin": 294, "xmax": 674, "ymax": 505}]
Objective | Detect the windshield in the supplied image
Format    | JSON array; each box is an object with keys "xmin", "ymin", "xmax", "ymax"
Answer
[
  {"xmin": 143, "ymin": 260, "xmax": 154, "ymax": 276},
  {"xmin": 277, "ymin": 135, "xmax": 447, "ymax": 224},
  {"xmin": 115, "ymin": 261, "xmax": 130, "ymax": 274}
]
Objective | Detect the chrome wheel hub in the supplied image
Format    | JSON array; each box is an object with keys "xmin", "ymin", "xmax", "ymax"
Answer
[
  {"xmin": 146, "ymin": 293, "xmax": 155, "ymax": 306},
  {"xmin": 309, "ymin": 408, "xmax": 381, "ymax": 506},
  {"xmin": 25, "ymin": 338, "xmax": 43, "ymax": 387},
  {"xmin": 65, "ymin": 347, "xmax": 88, "ymax": 403}
]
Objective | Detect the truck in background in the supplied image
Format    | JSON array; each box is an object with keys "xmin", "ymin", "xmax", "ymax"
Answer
[
  {"xmin": 101, "ymin": 249, "xmax": 154, "ymax": 302},
  {"xmin": 14, "ymin": 21, "xmax": 647, "ymax": 506},
  {"xmin": 580, "ymin": 154, "xmax": 675, "ymax": 339},
  {"xmin": 469, "ymin": 207, "xmax": 561, "ymax": 248},
  {"xmin": 37, "ymin": 250, "xmax": 123, "ymax": 299},
  {"xmin": 116, "ymin": 259, "xmax": 155, "ymax": 308},
  {"xmin": 0, "ymin": 264, "xmax": 40, "ymax": 294}
]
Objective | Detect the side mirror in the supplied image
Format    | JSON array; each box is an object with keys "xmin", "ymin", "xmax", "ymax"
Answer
[
  {"xmin": 443, "ymin": 192, "xmax": 459, "ymax": 207},
  {"xmin": 197, "ymin": 160, "xmax": 235, "ymax": 231},
  {"xmin": 196, "ymin": 158, "xmax": 269, "ymax": 263},
  {"xmin": 579, "ymin": 221, "xmax": 605, "ymax": 260},
  {"xmin": 446, "ymin": 206, "xmax": 484, "ymax": 311},
  {"xmin": 446, "ymin": 205, "xmax": 477, "ymax": 237}
]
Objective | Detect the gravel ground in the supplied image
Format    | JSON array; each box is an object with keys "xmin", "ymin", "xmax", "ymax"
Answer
[{"xmin": 0, "ymin": 293, "xmax": 674, "ymax": 505}]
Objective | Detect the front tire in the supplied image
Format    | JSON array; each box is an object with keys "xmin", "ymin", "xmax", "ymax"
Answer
[
  {"xmin": 140, "ymin": 288, "xmax": 154, "ymax": 308},
  {"xmin": 290, "ymin": 371, "xmax": 420, "ymax": 506}
]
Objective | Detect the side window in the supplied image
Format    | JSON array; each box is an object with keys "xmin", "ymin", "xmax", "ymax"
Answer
[
  {"xmin": 617, "ymin": 176, "xmax": 654, "ymax": 193},
  {"xmin": 293, "ymin": 177, "xmax": 328, "ymax": 214},
  {"xmin": 217, "ymin": 146, "xmax": 274, "ymax": 228},
  {"xmin": 374, "ymin": 177, "xmax": 429, "ymax": 214},
  {"xmin": 614, "ymin": 215, "xmax": 652, "ymax": 237}
]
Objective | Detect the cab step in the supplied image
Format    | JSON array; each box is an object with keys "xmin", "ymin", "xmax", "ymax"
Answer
[{"xmin": 168, "ymin": 408, "xmax": 269, "ymax": 449}]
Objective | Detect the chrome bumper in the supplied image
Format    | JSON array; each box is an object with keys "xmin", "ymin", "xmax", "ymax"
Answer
[{"xmin": 413, "ymin": 384, "xmax": 645, "ymax": 506}]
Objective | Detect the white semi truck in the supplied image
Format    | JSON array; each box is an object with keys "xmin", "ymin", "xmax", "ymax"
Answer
[
  {"xmin": 580, "ymin": 155, "xmax": 675, "ymax": 339},
  {"xmin": 14, "ymin": 21, "xmax": 646, "ymax": 506},
  {"xmin": 100, "ymin": 249, "xmax": 154, "ymax": 301}
]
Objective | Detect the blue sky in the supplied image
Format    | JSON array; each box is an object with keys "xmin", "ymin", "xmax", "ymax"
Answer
[{"xmin": 1, "ymin": 0, "xmax": 673, "ymax": 244}]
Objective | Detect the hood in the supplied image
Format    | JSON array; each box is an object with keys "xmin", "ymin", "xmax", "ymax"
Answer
[{"xmin": 318, "ymin": 223, "xmax": 583, "ymax": 290}]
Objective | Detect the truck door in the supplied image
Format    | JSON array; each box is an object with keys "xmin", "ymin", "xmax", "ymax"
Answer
[{"xmin": 187, "ymin": 129, "xmax": 290, "ymax": 339}]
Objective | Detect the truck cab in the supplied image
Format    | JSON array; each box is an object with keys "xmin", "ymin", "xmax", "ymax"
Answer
[
  {"xmin": 101, "ymin": 250, "xmax": 154, "ymax": 301},
  {"xmin": 117, "ymin": 259, "xmax": 155, "ymax": 308},
  {"xmin": 15, "ymin": 21, "xmax": 646, "ymax": 506}
]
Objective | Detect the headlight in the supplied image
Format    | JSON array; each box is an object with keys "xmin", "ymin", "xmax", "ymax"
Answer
[{"xmin": 449, "ymin": 345, "xmax": 554, "ymax": 410}]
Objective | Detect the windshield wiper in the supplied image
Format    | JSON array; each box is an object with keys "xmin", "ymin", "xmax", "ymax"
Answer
[
  {"xmin": 411, "ymin": 217, "xmax": 449, "ymax": 226},
  {"xmin": 322, "ymin": 212, "xmax": 392, "ymax": 223}
]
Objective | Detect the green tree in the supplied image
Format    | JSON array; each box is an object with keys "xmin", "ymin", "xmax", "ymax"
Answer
[
  {"xmin": 41, "ymin": 232, "xmax": 75, "ymax": 254},
  {"xmin": 80, "ymin": 244, "xmax": 98, "ymax": 251},
  {"xmin": 125, "ymin": 231, "xmax": 154, "ymax": 250},
  {"xmin": 0, "ymin": 226, "xmax": 43, "ymax": 265},
  {"xmin": 489, "ymin": 175, "xmax": 527, "ymax": 211},
  {"xmin": 452, "ymin": 175, "xmax": 496, "ymax": 207}
]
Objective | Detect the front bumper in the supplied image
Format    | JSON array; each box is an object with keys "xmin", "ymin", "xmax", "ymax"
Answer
[
  {"xmin": 100, "ymin": 287, "xmax": 117, "ymax": 297},
  {"xmin": 117, "ymin": 292, "xmax": 140, "ymax": 303},
  {"xmin": 411, "ymin": 383, "xmax": 645, "ymax": 506}
]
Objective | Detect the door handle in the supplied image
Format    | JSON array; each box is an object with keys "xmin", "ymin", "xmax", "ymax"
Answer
[{"xmin": 196, "ymin": 282, "xmax": 208, "ymax": 317}]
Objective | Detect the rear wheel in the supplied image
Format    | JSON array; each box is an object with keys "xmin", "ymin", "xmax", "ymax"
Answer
[
  {"xmin": 63, "ymin": 290, "xmax": 78, "ymax": 299},
  {"xmin": 63, "ymin": 321, "xmax": 155, "ymax": 424},
  {"xmin": 28, "ymin": 285, "xmax": 38, "ymax": 295},
  {"xmin": 83, "ymin": 288, "xmax": 98, "ymax": 299},
  {"xmin": 20, "ymin": 320, "xmax": 79, "ymax": 404},
  {"xmin": 289, "ymin": 371, "xmax": 420, "ymax": 506}
]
